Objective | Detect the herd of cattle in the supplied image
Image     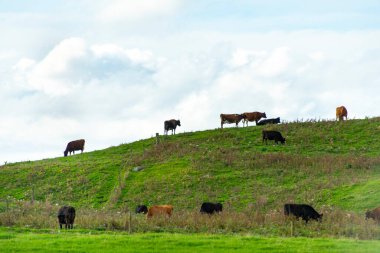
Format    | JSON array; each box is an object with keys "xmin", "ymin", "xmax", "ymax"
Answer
[
  {"xmin": 57, "ymin": 105, "xmax": 379, "ymax": 229},
  {"xmin": 57, "ymin": 202, "xmax": 380, "ymax": 229}
]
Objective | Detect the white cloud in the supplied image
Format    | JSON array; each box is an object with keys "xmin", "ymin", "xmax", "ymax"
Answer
[{"xmin": 2, "ymin": 29, "xmax": 380, "ymax": 162}]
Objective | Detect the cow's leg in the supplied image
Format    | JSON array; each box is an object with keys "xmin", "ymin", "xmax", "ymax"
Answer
[{"xmin": 59, "ymin": 223, "xmax": 62, "ymax": 229}]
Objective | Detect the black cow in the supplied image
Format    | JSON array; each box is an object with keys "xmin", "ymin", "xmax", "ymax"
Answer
[
  {"xmin": 58, "ymin": 206, "xmax": 76, "ymax": 229},
  {"xmin": 64, "ymin": 139, "xmax": 85, "ymax": 157},
  {"xmin": 135, "ymin": 205, "xmax": 148, "ymax": 214},
  {"xmin": 257, "ymin": 117, "xmax": 280, "ymax": 126},
  {"xmin": 164, "ymin": 119, "xmax": 181, "ymax": 135},
  {"xmin": 262, "ymin": 130, "xmax": 285, "ymax": 144},
  {"xmin": 284, "ymin": 204, "xmax": 323, "ymax": 223},
  {"xmin": 200, "ymin": 202, "xmax": 223, "ymax": 215}
]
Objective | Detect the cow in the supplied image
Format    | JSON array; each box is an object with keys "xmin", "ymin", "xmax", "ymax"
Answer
[
  {"xmin": 220, "ymin": 114, "xmax": 244, "ymax": 129},
  {"xmin": 200, "ymin": 202, "xmax": 223, "ymax": 215},
  {"xmin": 336, "ymin": 106, "xmax": 348, "ymax": 121},
  {"xmin": 257, "ymin": 117, "xmax": 281, "ymax": 126},
  {"xmin": 284, "ymin": 204, "xmax": 323, "ymax": 223},
  {"xmin": 147, "ymin": 205, "xmax": 173, "ymax": 218},
  {"xmin": 365, "ymin": 206, "xmax": 380, "ymax": 222},
  {"xmin": 262, "ymin": 130, "xmax": 285, "ymax": 144},
  {"xmin": 64, "ymin": 139, "xmax": 85, "ymax": 157},
  {"xmin": 164, "ymin": 119, "xmax": 181, "ymax": 135},
  {"xmin": 57, "ymin": 206, "xmax": 76, "ymax": 229},
  {"xmin": 242, "ymin": 112, "xmax": 267, "ymax": 127},
  {"xmin": 135, "ymin": 205, "xmax": 148, "ymax": 214}
]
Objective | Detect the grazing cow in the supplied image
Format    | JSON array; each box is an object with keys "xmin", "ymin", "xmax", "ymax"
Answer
[
  {"xmin": 58, "ymin": 206, "xmax": 76, "ymax": 229},
  {"xmin": 164, "ymin": 119, "xmax": 181, "ymax": 135},
  {"xmin": 64, "ymin": 139, "xmax": 85, "ymax": 157},
  {"xmin": 257, "ymin": 117, "xmax": 281, "ymax": 126},
  {"xmin": 200, "ymin": 202, "xmax": 223, "ymax": 215},
  {"xmin": 242, "ymin": 112, "xmax": 267, "ymax": 127},
  {"xmin": 147, "ymin": 205, "xmax": 173, "ymax": 218},
  {"xmin": 284, "ymin": 204, "xmax": 323, "ymax": 223},
  {"xmin": 262, "ymin": 130, "xmax": 285, "ymax": 144},
  {"xmin": 366, "ymin": 206, "xmax": 380, "ymax": 222},
  {"xmin": 135, "ymin": 205, "xmax": 148, "ymax": 214},
  {"xmin": 220, "ymin": 114, "xmax": 245, "ymax": 129},
  {"xmin": 336, "ymin": 106, "xmax": 348, "ymax": 121}
]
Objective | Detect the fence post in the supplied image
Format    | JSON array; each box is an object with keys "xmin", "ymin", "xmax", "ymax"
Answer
[
  {"xmin": 31, "ymin": 184, "xmax": 35, "ymax": 204},
  {"xmin": 5, "ymin": 197, "xmax": 9, "ymax": 212},
  {"xmin": 129, "ymin": 211, "xmax": 132, "ymax": 234},
  {"xmin": 155, "ymin": 133, "xmax": 160, "ymax": 145},
  {"xmin": 290, "ymin": 220, "xmax": 294, "ymax": 237}
]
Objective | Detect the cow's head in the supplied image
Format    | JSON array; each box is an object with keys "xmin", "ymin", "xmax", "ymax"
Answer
[
  {"xmin": 176, "ymin": 120, "xmax": 181, "ymax": 126},
  {"xmin": 262, "ymin": 112, "xmax": 267, "ymax": 118},
  {"xmin": 318, "ymin": 213, "xmax": 323, "ymax": 222},
  {"xmin": 64, "ymin": 150, "xmax": 68, "ymax": 157},
  {"xmin": 365, "ymin": 210, "xmax": 372, "ymax": 220}
]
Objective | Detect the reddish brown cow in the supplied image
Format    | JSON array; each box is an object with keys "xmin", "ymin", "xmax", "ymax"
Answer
[
  {"xmin": 147, "ymin": 205, "xmax": 173, "ymax": 218},
  {"xmin": 242, "ymin": 112, "xmax": 267, "ymax": 126},
  {"xmin": 336, "ymin": 106, "xmax": 348, "ymax": 121},
  {"xmin": 220, "ymin": 114, "xmax": 244, "ymax": 129},
  {"xmin": 64, "ymin": 139, "xmax": 85, "ymax": 157},
  {"xmin": 366, "ymin": 206, "xmax": 380, "ymax": 222}
]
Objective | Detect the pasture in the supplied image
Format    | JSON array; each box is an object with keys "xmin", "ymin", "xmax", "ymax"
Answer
[
  {"xmin": 0, "ymin": 228, "xmax": 379, "ymax": 253},
  {"xmin": 0, "ymin": 118, "xmax": 380, "ymax": 251}
]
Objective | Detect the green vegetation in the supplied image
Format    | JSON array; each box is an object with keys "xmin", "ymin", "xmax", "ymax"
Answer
[
  {"xmin": 1, "ymin": 118, "xmax": 379, "ymax": 212},
  {"xmin": 1, "ymin": 118, "xmax": 380, "ymax": 251},
  {"xmin": 0, "ymin": 228, "xmax": 379, "ymax": 253}
]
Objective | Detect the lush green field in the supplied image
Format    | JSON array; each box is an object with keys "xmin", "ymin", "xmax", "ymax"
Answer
[
  {"xmin": 0, "ymin": 228, "xmax": 379, "ymax": 253},
  {"xmin": 0, "ymin": 118, "xmax": 380, "ymax": 244}
]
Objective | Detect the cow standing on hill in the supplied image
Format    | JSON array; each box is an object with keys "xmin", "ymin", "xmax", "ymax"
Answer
[
  {"xmin": 147, "ymin": 205, "xmax": 173, "ymax": 218},
  {"xmin": 262, "ymin": 130, "xmax": 285, "ymax": 144},
  {"xmin": 135, "ymin": 205, "xmax": 148, "ymax": 214},
  {"xmin": 200, "ymin": 202, "xmax": 223, "ymax": 215},
  {"xmin": 257, "ymin": 117, "xmax": 280, "ymax": 126},
  {"xmin": 366, "ymin": 206, "xmax": 380, "ymax": 222},
  {"xmin": 242, "ymin": 112, "xmax": 267, "ymax": 126},
  {"xmin": 284, "ymin": 204, "xmax": 323, "ymax": 223},
  {"xmin": 58, "ymin": 206, "xmax": 76, "ymax": 229},
  {"xmin": 220, "ymin": 114, "xmax": 244, "ymax": 129},
  {"xmin": 64, "ymin": 139, "xmax": 85, "ymax": 157},
  {"xmin": 164, "ymin": 119, "xmax": 181, "ymax": 135},
  {"xmin": 336, "ymin": 106, "xmax": 348, "ymax": 121}
]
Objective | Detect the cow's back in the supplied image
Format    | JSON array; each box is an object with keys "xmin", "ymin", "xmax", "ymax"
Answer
[
  {"xmin": 147, "ymin": 205, "xmax": 173, "ymax": 218},
  {"xmin": 284, "ymin": 204, "xmax": 321, "ymax": 221},
  {"xmin": 366, "ymin": 206, "xmax": 380, "ymax": 221}
]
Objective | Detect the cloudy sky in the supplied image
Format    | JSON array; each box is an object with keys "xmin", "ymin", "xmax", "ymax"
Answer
[{"xmin": 0, "ymin": 1, "xmax": 380, "ymax": 162}]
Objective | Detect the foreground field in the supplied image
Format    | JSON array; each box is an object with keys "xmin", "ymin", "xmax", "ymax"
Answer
[{"xmin": 0, "ymin": 228, "xmax": 379, "ymax": 253}]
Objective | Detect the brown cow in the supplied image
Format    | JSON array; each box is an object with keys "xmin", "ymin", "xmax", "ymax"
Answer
[
  {"xmin": 220, "ymin": 114, "xmax": 244, "ymax": 129},
  {"xmin": 242, "ymin": 112, "xmax": 267, "ymax": 126},
  {"xmin": 147, "ymin": 205, "xmax": 173, "ymax": 218},
  {"xmin": 64, "ymin": 139, "xmax": 85, "ymax": 157},
  {"xmin": 336, "ymin": 106, "xmax": 348, "ymax": 121},
  {"xmin": 366, "ymin": 206, "xmax": 380, "ymax": 222}
]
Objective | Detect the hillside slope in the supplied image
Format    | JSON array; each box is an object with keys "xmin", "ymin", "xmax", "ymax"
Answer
[{"xmin": 1, "ymin": 118, "xmax": 380, "ymax": 213}]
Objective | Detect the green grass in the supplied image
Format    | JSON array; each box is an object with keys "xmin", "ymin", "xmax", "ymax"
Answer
[
  {"xmin": 0, "ymin": 228, "xmax": 379, "ymax": 253},
  {"xmin": 1, "ymin": 118, "xmax": 380, "ymax": 213}
]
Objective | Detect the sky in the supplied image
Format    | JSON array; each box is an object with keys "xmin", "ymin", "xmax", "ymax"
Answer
[{"xmin": 0, "ymin": 0, "xmax": 380, "ymax": 163}]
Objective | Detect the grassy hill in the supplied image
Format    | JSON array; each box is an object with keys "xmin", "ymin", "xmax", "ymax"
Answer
[{"xmin": 0, "ymin": 117, "xmax": 380, "ymax": 214}]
